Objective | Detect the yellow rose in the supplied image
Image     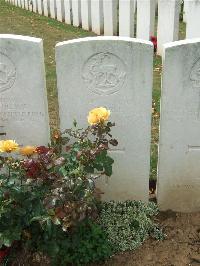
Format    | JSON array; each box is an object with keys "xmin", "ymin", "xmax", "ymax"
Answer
[
  {"xmin": 88, "ymin": 107, "xmax": 110, "ymax": 125},
  {"xmin": 0, "ymin": 140, "xmax": 19, "ymax": 153},
  {"xmin": 19, "ymin": 146, "xmax": 36, "ymax": 156}
]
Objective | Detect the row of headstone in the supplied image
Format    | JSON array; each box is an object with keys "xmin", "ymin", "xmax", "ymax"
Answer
[
  {"xmin": 5, "ymin": 0, "xmax": 200, "ymax": 56},
  {"xmin": 158, "ymin": 0, "xmax": 200, "ymax": 54},
  {"xmin": 0, "ymin": 34, "xmax": 199, "ymax": 212},
  {"xmin": 158, "ymin": 39, "xmax": 200, "ymax": 212}
]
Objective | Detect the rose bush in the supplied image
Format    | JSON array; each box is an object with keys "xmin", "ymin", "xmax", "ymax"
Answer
[
  {"xmin": 0, "ymin": 107, "xmax": 164, "ymax": 265},
  {"xmin": 0, "ymin": 107, "xmax": 118, "ymax": 264}
]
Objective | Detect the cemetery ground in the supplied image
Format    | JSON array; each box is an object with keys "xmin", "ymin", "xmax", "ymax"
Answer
[{"xmin": 0, "ymin": 1, "xmax": 199, "ymax": 266}]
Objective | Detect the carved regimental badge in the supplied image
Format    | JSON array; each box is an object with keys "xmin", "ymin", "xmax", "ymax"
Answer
[
  {"xmin": 0, "ymin": 52, "xmax": 16, "ymax": 93},
  {"xmin": 82, "ymin": 52, "xmax": 126, "ymax": 95}
]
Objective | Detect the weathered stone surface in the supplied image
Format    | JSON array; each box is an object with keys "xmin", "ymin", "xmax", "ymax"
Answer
[
  {"xmin": 71, "ymin": 0, "xmax": 81, "ymax": 27},
  {"xmin": 56, "ymin": 37, "xmax": 153, "ymax": 202},
  {"xmin": 81, "ymin": 0, "xmax": 91, "ymax": 31},
  {"xmin": 64, "ymin": 0, "xmax": 72, "ymax": 24},
  {"xmin": 43, "ymin": 0, "xmax": 49, "ymax": 17},
  {"xmin": 24, "ymin": 0, "xmax": 29, "ymax": 10},
  {"xmin": 56, "ymin": 0, "xmax": 64, "ymax": 22},
  {"xmin": 37, "ymin": 0, "xmax": 43, "ymax": 15},
  {"xmin": 91, "ymin": 0, "xmax": 103, "ymax": 35},
  {"xmin": 183, "ymin": 0, "xmax": 189, "ymax": 23},
  {"xmin": 186, "ymin": 0, "xmax": 200, "ymax": 39},
  {"xmin": 103, "ymin": 0, "xmax": 118, "ymax": 36},
  {"xmin": 158, "ymin": 39, "xmax": 200, "ymax": 212},
  {"xmin": 119, "ymin": 0, "xmax": 135, "ymax": 37},
  {"xmin": 157, "ymin": 0, "xmax": 181, "ymax": 55},
  {"xmin": 49, "ymin": 0, "xmax": 56, "ymax": 19},
  {"xmin": 0, "ymin": 35, "xmax": 50, "ymax": 146},
  {"xmin": 32, "ymin": 0, "xmax": 37, "ymax": 12},
  {"xmin": 137, "ymin": 0, "xmax": 156, "ymax": 40}
]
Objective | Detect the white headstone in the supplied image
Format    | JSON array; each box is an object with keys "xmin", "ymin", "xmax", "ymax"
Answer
[
  {"xmin": 158, "ymin": 39, "xmax": 200, "ymax": 212},
  {"xmin": 103, "ymin": 0, "xmax": 118, "ymax": 36},
  {"xmin": 64, "ymin": 0, "xmax": 72, "ymax": 24},
  {"xmin": 18, "ymin": 0, "xmax": 22, "ymax": 7},
  {"xmin": 37, "ymin": 0, "xmax": 43, "ymax": 14},
  {"xmin": 56, "ymin": 37, "xmax": 153, "ymax": 202},
  {"xmin": 137, "ymin": 0, "xmax": 156, "ymax": 40},
  {"xmin": 49, "ymin": 0, "xmax": 56, "ymax": 19},
  {"xmin": 119, "ymin": 0, "xmax": 135, "ymax": 37},
  {"xmin": 43, "ymin": 0, "xmax": 49, "ymax": 17},
  {"xmin": 183, "ymin": 0, "xmax": 189, "ymax": 23},
  {"xmin": 0, "ymin": 35, "xmax": 50, "ymax": 146},
  {"xmin": 32, "ymin": 0, "xmax": 37, "ymax": 12},
  {"xmin": 157, "ymin": 0, "xmax": 181, "ymax": 55},
  {"xmin": 21, "ymin": 0, "xmax": 24, "ymax": 7},
  {"xmin": 71, "ymin": 0, "xmax": 81, "ymax": 27},
  {"xmin": 91, "ymin": 0, "xmax": 104, "ymax": 35},
  {"xmin": 56, "ymin": 0, "xmax": 65, "ymax": 22},
  {"xmin": 186, "ymin": 0, "xmax": 200, "ymax": 39},
  {"xmin": 21, "ymin": 0, "xmax": 24, "ymax": 8},
  {"xmin": 28, "ymin": 0, "xmax": 32, "ymax": 10},
  {"xmin": 81, "ymin": 0, "xmax": 91, "ymax": 31},
  {"xmin": 134, "ymin": 0, "xmax": 137, "ymax": 14},
  {"xmin": 24, "ymin": 0, "xmax": 29, "ymax": 10}
]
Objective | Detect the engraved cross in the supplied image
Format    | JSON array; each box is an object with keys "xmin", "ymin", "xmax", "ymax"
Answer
[{"xmin": 188, "ymin": 145, "xmax": 200, "ymax": 152}]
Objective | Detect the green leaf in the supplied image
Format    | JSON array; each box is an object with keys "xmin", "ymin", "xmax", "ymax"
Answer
[{"xmin": 104, "ymin": 164, "xmax": 112, "ymax": 176}]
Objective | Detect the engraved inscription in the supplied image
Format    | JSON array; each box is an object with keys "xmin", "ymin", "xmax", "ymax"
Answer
[
  {"xmin": 109, "ymin": 148, "xmax": 125, "ymax": 153},
  {"xmin": 0, "ymin": 98, "xmax": 45, "ymax": 123},
  {"xmin": 82, "ymin": 52, "xmax": 126, "ymax": 95},
  {"xmin": 190, "ymin": 58, "xmax": 200, "ymax": 88},
  {"xmin": 0, "ymin": 53, "xmax": 16, "ymax": 92},
  {"xmin": 0, "ymin": 126, "xmax": 6, "ymax": 136},
  {"xmin": 190, "ymin": 58, "xmax": 200, "ymax": 117}
]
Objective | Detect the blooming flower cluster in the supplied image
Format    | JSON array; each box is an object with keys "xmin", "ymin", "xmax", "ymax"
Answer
[
  {"xmin": 0, "ymin": 140, "xmax": 36, "ymax": 156},
  {"xmin": 0, "ymin": 107, "xmax": 110, "ymax": 155},
  {"xmin": 0, "ymin": 140, "xmax": 19, "ymax": 153},
  {"xmin": 87, "ymin": 107, "xmax": 110, "ymax": 125}
]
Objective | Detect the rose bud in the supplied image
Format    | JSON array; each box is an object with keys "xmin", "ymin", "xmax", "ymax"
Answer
[{"xmin": 109, "ymin": 139, "xmax": 118, "ymax": 146}]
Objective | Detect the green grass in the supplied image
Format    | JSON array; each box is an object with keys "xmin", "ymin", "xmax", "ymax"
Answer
[{"xmin": 0, "ymin": 0, "xmax": 186, "ymax": 180}]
